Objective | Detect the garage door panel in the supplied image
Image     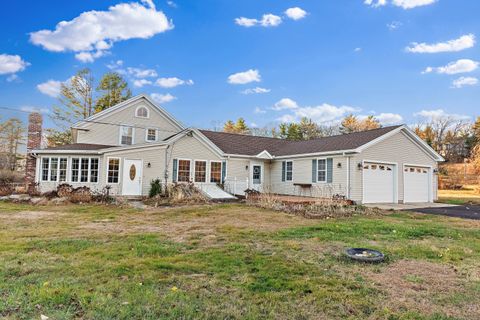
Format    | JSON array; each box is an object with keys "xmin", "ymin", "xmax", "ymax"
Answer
[
  {"xmin": 363, "ymin": 163, "xmax": 395, "ymax": 203},
  {"xmin": 404, "ymin": 166, "xmax": 430, "ymax": 203}
]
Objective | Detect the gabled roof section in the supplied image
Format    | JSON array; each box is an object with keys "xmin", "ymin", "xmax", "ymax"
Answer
[
  {"xmin": 256, "ymin": 150, "xmax": 274, "ymax": 159},
  {"xmin": 73, "ymin": 94, "xmax": 184, "ymax": 131},
  {"xmin": 200, "ymin": 126, "xmax": 403, "ymax": 157}
]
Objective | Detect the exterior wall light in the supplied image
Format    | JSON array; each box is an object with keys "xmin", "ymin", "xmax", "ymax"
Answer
[
  {"xmin": 337, "ymin": 162, "xmax": 342, "ymax": 168},
  {"xmin": 147, "ymin": 162, "xmax": 151, "ymax": 168},
  {"xmin": 357, "ymin": 162, "xmax": 363, "ymax": 170}
]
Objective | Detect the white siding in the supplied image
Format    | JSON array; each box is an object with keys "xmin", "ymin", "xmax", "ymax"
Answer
[{"xmin": 76, "ymin": 100, "xmax": 181, "ymax": 146}]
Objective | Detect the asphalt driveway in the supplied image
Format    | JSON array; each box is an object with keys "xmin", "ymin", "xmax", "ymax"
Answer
[{"xmin": 365, "ymin": 202, "xmax": 480, "ymax": 220}]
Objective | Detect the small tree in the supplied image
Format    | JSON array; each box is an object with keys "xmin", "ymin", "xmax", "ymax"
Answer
[
  {"xmin": 45, "ymin": 129, "xmax": 73, "ymax": 147},
  {"xmin": 149, "ymin": 178, "xmax": 163, "ymax": 197}
]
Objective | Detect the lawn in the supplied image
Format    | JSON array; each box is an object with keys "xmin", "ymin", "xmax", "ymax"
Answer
[
  {"xmin": 1, "ymin": 203, "xmax": 479, "ymax": 319},
  {"xmin": 438, "ymin": 185, "xmax": 480, "ymax": 205}
]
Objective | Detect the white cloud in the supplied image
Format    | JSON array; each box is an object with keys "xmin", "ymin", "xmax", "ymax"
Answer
[
  {"xmin": 406, "ymin": 34, "xmax": 475, "ymax": 53},
  {"xmin": 364, "ymin": 0, "xmax": 387, "ymax": 7},
  {"xmin": 365, "ymin": 0, "xmax": 437, "ymax": 9},
  {"xmin": 30, "ymin": 1, "xmax": 173, "ymax": 62},
  {"xmin": 254, "ymin": 107, "xmax": 267, "ymax": 114},
  {"xmin": 354, "ymin": 47, "xmax": 362, "ymax": 52},
  {"xmin": 151, "ymin": 93, "xmax": 176, "ymax": 104},
  {"xmin": 387, "ymin": 21, "xmax": 402, "ymax": 30},
  {"xmin": 414, "ymin": 109, "xmax": 470, "ymax": 121},
  {"xmin": 6, "ymin": 74, "xmax": 19, "ymax": 82},
  {"xmin": 423, "ymin": 59, "xmax": 479, "ymax": 75},
  {"xmin": 451, "ymin": 76, "xmax": 478, "ymax": 89},
  {"xmin": 293, "ymin": 104, "xmax": 358, "ymax": 123},
  {"xmin": 167, "ymin": 1, "xmax": 177, "ymax": 8},
  {"xmin": 20, "ymin": 106, "xmax": 50, "ymax": 114},
  {"xmin": 0, "ymin": 54, "xmax": 30, "ymax": 75},
  {"xmin": 155, "ymin": 77, "xmax": 193, "ymax": 88},
  {"xmin": 375, "ymin": 113, "xmax": 403, "ymax": 125},
  {"xmin": 235, "ymin": 14, "xmax": 282, "ymax": 27},
  {"xmin": 228, "ymin": 69, "xmax": 261, "ymax": 85},
  {"xmin": 242, "ymin": 87, "xmax": 271, "ymax": 95},
  {"xmin": 285, "ymin": 7, "xmax": 307, "ymax": 20},
  {"xmin": 272, "ymin": 98, "xmax": 299, "ymax": 111},
  {"xmin": 392, "ymin": 0, "xmax": 437, "ymax": 9},
  {"xmin": 133, "ymin": 79, "xmax": 153, "ymax": 88},
  {"xmin": 127, "ymin": 67, "xmax": 157, "ymax": 78},
  {"xmin": 37, "ymin": 80, "xmax": 63, "ymax": 97}
]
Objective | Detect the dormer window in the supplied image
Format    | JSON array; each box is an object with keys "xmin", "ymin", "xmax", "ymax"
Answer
[{"xmin": 135, "ymin": 106, "xmax": 149, "ymax": 118}]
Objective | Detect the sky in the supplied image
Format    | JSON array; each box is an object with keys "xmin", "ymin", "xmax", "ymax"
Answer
[{"xmin": 0, "ymin": 0, "xmax": 479, "ymax": 131}]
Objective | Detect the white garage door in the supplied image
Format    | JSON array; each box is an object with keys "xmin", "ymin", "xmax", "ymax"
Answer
[
  {"xmin": 363, "ymin": 162, "xmax": 395, "ymax": 203},
  {"xmin": 404, "ymin": 166, "xmax": 430, "ymax": 203}
]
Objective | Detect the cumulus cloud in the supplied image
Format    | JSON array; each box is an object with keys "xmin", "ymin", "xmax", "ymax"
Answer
[
  {"xmin": 365, "ymin": 0, "xmax": 437, "ymax": 9},
  {"xmin": 406, "ymin": 34, "xmax": 475, "ymax": 53},
  {"xmin": 228, "ymin": 69, "xmax": 261, "ymax": 85},
  {"xmin": 451, "ymin": 76, "xmax": 478, "ymax": 89},
  {"xmin": 414, "ymin": 109, "xmax": 470, "ymax": 121},
  {"xmin": 285, "ymin": 7, "xmax": 307, "ymax": 20},
  {"xmin": 30, "ymin": 1, "xmax": 173, "ymax": 62},
  {"xmin": 387, "ymin": 21, "xmax": 402, "ymax": 30},
  {"xmin": 242, "ymin": 87, "xmax": 271, "ymax": 95},
  {"xmin": 151, "ymin": 93, "xmax": 176, "ymax": 104},
  {"xmin": 272, "ymin": 98, "xmax": 299, "ymax": 111},
  {"xmin": 37, "ymin": 80, "xmax": 63, "ymax": 97},
  {"xmin": 422, "ymin": 59, "xmax": 479, "ymax": 75},
  {"xmin": 235, "ymin": 14, "xmax": 282, "ymax": 27},
  {"xmin": 375, "ymin": 113, "xmax": 403, "ymax": 125},
  {"xmin": 155, "ymin": 77, "xmax": 193, "ymax": 88},
  {"xmin": 133, "ymin": 79, "xmax": 153, "ymax": 88},
  {"xmin": 293, "ymin": 104, "xmax": 358, "ymax": 123},
  {"xmin": 0, "ymin": 54, "xmax": 30, "ymax": 75}
]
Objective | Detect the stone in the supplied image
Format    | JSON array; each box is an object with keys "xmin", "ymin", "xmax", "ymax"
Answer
[
  {"xmin": 9, "ymin": 194, "xmax": 31, "ymax": 202},
  {"xmin": 30, "ymin": 197, "xmax": 47, "ymax": 205}
]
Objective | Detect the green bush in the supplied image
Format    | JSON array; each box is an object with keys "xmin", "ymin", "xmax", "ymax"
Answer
[{"xmin": 149, "ymin": 178, "xmax": 162, "ymax": 198}]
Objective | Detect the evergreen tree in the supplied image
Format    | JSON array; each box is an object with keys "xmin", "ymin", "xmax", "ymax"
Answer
[{"xmin": 95, "ymin": 72, "xmax": 132, "ymax": 112}]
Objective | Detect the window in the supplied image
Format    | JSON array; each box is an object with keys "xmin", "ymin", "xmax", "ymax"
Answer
[
  {"xmin": 41, "ymin": 158, "xmax": 49, "ymax": 181},
  {"xmin": 71, "ymin": 157, "xmax": 98, "ymax": 183},
  {"xmin": 120, "ymin": 126, "xmax": 134, "ymax": 145},
  {"xmin": 210, "ymin": 161, "xmax": 222, "ymax": 183},
  {"xmin": 146, "ymin": 128, "xmax": 157, "ymax": 142},
  {"xmin": 41, "ymin": 157, "xmax": 68, "ymax": 182},
  {"xmin": 177, "ymin": 160, "xmax": 191, "ymax": 182},
  {"xmin": 194, "ymin": 161, "xmax": 207, "ymax": 183},
  {"xmin": 59, "ymin": 158, "xmax": 67, "ymax": 182},
  {"xmin": 71, "ymin": 158, "xmax": 80, "ymax": 182},
  {"xmin": 107, "ymin": 158, "xmax": 120, "ymax": 183},
  {"xmin": 317, "ymin": 159, "xmax": 326, "ymax": 182},
  {"xmin": 136, "ymin": 106, "xmax": 149, "ymax": 118},
  {"xmin": 90, "ymin": 158, "xmax": 99, "ymax": 183},
  {"xmin": 286, "ymin": 161, "xmax": 293, "ymax": 181}
]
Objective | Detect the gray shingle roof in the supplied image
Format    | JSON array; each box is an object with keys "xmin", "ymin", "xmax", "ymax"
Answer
[
  {"xmin": 43, "ymin": 143, "xmax": 115, "ymax": 151},
  {"xmin": 200, "ymin": 125, "xmax": 402, "ymax": 157}
]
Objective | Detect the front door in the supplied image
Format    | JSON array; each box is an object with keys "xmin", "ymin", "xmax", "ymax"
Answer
[
  {"xmin": 122, "ymin": 159, "xmax": 143, "ymax": 196},
  {"xmin": 251, "ymin": 164, "xmax": 263, "ymax": 191}
]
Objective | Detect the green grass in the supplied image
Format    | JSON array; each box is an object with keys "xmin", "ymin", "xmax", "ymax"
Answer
[{"xmin": 0, "ymin": 202, "xmax": 479, "ymax": 319}]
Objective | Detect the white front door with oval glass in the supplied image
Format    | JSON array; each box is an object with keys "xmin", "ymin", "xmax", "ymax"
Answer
[{"xmin": 122, "ymin": 159, "xmax": 143, "ymax": 196}]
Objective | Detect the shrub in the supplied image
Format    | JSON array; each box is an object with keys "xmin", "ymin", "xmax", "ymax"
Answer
[
  {"xmin": 0, "ymin": 170, "xmax": 24, "ymax": 184},
  {"xmin": 149, "ymin": 178, "xmax": 162, "ymax": 198},
  {"xmin": 57, "ymin": 184, "xmax": 74, "ymax": 197},
  {"xmin": 0, "ymin": 184, "xmax": 13, "ymax": 196}
]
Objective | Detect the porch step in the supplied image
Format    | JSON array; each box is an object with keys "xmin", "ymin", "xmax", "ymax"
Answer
[{"xmin": 197, "ymin": 184, "xmax": 237, "ymax": 201}]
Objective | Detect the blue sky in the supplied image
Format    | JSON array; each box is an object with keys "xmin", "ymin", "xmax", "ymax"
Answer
[{"xmin": 0, "ymin": 0, "xmax": 479, "ymax": 130}]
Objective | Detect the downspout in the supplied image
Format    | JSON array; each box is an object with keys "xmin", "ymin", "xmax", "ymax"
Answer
[{"xmin": 345, "ymin": 152, "xmax": 351, "ymax": 200}]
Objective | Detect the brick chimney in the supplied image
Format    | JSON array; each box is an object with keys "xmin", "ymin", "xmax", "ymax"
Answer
[{"xmin": 25, "ymin": 112, "xmax": 43, "ymax": 188}]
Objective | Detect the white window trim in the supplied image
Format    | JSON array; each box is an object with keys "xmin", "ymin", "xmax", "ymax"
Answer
[
  {"xmin": 210, "ymin": 160, "xmax": 222, "ymax": 184},
  {"xmin": 145, "ymin": 128, "xmax": 158, "ymax": 142},
  {"xmin": 194, "ymin": 159, "xmax": 208, "ymax": 183},
  {"xmin": 317, "ymin": 158, "xmax": 327, "ymax": 183},
  {"xmin": 71, "ymin": 157, "xmax": 80, "ymax": 183},
  {"xmin": 135, "ymin": 105, "xmax": 150, "ymax": 119},
  {"xmin": 106, "ymin": 157, "xmax": 121, "ymax": 185},
  {"xmin": 119, "ymin": 125, "xmax": 135, "ymax": 145},
  {"xmin": 176, "ymin": 158, "xmax": 192, "ymax": 183},
  {"xmin": 285, "ymin": 160, "xmax": 293, "ymax": 182},
  {"xmin": 72, "ymin": 157, "xmax": 100, "ymax": 184},
  {"xmin": 41, "ymin": 157, "xmax": 69, "ymax": 182}
]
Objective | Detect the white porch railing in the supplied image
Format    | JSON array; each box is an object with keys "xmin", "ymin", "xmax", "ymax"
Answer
[{"xmin": 224, "ymin": 177, "xmax": 249, "ymax": 196}]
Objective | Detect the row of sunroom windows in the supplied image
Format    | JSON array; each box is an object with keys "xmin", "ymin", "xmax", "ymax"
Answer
[
  {"xmin": 176, "ymin": 159, "xmax": 222, "ymax": 183},
  {"xmin": 41, "ymin": 157, "xmax": 119, "ymax": 184}
]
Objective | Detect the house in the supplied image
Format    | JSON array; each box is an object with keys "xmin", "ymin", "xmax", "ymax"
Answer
[{"xmin": 29, "ymin": 94, "xmax": 444, "ymax": 204}]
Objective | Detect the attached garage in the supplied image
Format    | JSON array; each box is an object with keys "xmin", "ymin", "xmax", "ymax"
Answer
[
  {"xmin": 404, "ymin": 165, "xmax": 431, "ymax": 203},
  {"xmin": 362, "ymin": 162, "xmax": 396, "ymax": 203}
]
